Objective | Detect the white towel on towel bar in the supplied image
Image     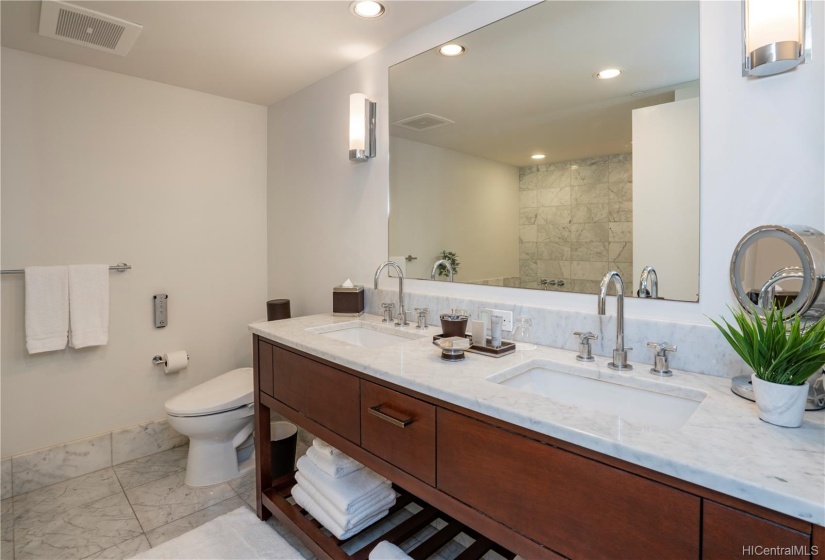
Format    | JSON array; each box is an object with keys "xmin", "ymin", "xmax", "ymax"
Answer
[
  {"xmin": 307, "ymin": 445, "xmax": 364, "ymax": 479},
  {"xmin": 24, "ymin": 266, "xmax": 69, "ymax": 354},
  {"xmin": 296, "ymin": 455, "xmax": 390, "ymax": 514},
  {"xmin": 295, "ymin": 470, "xmax": 395, "ymax": 529},
  {"xmin": 68, "ymin": 264, "xmax": 109, "ymax": 349},
  {"xmin": 291, "ymin": 484, "xmax": 389, "ymax": 540}
]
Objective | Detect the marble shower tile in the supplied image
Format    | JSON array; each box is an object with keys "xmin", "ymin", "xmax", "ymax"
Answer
[
  {"xmin": 571, "ymin": 279, "xmax": 601, "ymax": 295},
  {"xmin": 570, "ymin": 261, "xmax": 609, "ymax": 281},
  {"xmin": 609, "ymin": 242, "xmax": 632, "ymax": 263},
  {"xmin": 537, "ymin": 260, "xmax": 563, "ymax": 278},
  {"xmin": 608, "ymin": 160, "xmax": 632, "ymax": 183},
  {"xmin": 13, "ymin": 468, "xmax": 122, "ymax": 530},
  {"xmin": 518, "ymin": 225, "xmax": 537, "ymax": 243},
  {"xmin": 609, "ymin": 199, "xmax": 633, "ymax": 222},
  {"xmin": 84, "ymin": 535, "xmax": 151, "ymax": 559},
  {"xmin": 518, "ymin": 242, "xmax": 537, "ymax": 261},
  {"xmin": 537, "ymin": 206, "xmax": 571, "ymax": 225},
  {"xmin": 518, "ymin": 260, "xmax": 537, "ymax": 280},
  {"xmin": 537, "ymin": 242, "xmax": 571, "ymax": 261},
  {"xmin": 519, "ymin": 190, "xmax": 537, "ymax": 209},
  {"xmin": 12, "ymin": 434, "xmax": 111, "ymax": 496},
  {"xmin": 144, "ymin": 496, "xmax": 246, "ymax": 547},
  {"xmin": 14, "ymin": 492, "xmax": 142, "ymax": 560},
  {"xmin": 113, "ymin": 446, "xmax": 189, "ymax": 490},
  {"xmin": 519, "ymin": 208, "xmax": 537, "ymax": 225},
  {"xmin": 112, "ymin": 418, "xmax": 187, "ymax": 466},
  {"xmin": 124, "ymin": 471, "xmax": 236, "ymax": 532},
  {"xmin": 2, "ymin": 499, "xmax": 12, "ymax": 560},
  {"xmin": 537, "ymin": 187, "xmax": 571, "ymax": 207},
  {"xmin": 536, "ymin": 167, "xmax": 570, "ymax": 189},
  {"xmin": 609, "ymin": 182, "xmax": 633, "ymax": 203},
  {"xmin": 571, "ymin": 184, "xmax": 609, "ymax": 205},
  {"xmin": 571, "ymin": 242, "xmax": 608, "ymax": 262},
  {"xmin": 609, "ymin": 222, "xmax": 633, "ymax": 242},
  {"xmin": 571, "ymin": 161, "xmax": 609, "ymax": 186},
  {"xmin": 518, "ymin": 172, "xmax": 537, "ymax": 191},
  {"xmin": 571, "ymin": 203, "xmax": 608, "ymax": 223},
  {"xmin": 2, "ymin": 460, "xmax": 11, "ymax": 500},
  {"xmin": 537, "ymin": 224, "xmax": 571, "ymax": 244},
  {"xmin": 571, "ymin": 223, "xmax": 609, "ymax": 243}
]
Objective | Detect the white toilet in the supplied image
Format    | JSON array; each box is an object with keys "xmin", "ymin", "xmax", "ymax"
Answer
[{"xmin": 165, "ymin": 367, "xmax": 255, "ymax": 487}]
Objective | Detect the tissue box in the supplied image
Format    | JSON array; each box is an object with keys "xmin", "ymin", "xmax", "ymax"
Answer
[{"xmin": 333, "ymin": 285, "xmax": 364, "ymax": 317}]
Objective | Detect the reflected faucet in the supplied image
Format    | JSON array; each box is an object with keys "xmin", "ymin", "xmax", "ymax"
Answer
[
  {"xmin": 598, "ymin": 270, "xmax": 632, "ymax": 371},
  {"xmin": 374, "ymin": 261, "xmax": 408, "ymax": 326},
  {"xmin": 638, "ymin": 266, "xmax": 658, "ymax": 298},
  {"xmin": 431, "ymin": 259, "xmax": 454, "ymax": 282}
]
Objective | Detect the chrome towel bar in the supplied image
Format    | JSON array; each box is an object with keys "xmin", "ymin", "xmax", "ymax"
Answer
[{"xmin": 1, "ymin": 262, "xmax": 131, "ymax": 275}]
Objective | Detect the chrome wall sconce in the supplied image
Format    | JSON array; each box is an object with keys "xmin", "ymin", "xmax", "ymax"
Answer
[
  {"xmin": 743, "ymin": 0, "xmax": 812, "ymax": 77},
  {"xmin": 349, "ymin": 93, "xmax": 376, "ymax": 162}
]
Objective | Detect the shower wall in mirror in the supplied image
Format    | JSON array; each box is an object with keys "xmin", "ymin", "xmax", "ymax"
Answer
[{"xmin": 388, "ymin": 1, "xmax": 701, "ymax": 302}]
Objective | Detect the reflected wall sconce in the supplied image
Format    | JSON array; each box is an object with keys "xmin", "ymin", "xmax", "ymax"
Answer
[
  {"xmin": 349, "ymin": 93, "xmax": 376, "ymax": 162},
  {"xmin": 743, "ymin": 0, "xmax": 812, "ymax": 77}
]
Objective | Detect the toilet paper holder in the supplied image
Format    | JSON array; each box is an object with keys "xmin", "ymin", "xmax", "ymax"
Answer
[{"xmin": 152, "ymin": 353, "xmax": 189, "ymax": 366}]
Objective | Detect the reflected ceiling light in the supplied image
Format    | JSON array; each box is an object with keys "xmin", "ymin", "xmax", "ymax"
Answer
[
  {"xmin": 594, "ymin": 68, "xmax": 621, "ymax": 79},
  {"xmin": 350, "ymin": 1, "xmax": 385, "ymax": 18},
  {"xmin": 439, "ymin": 44, "xmax": 466, "ymax": 57},
  {"xmin": 743, "ymin": 0, "xmax": 811, "ymax": 77},
  {"xmin": 531, "ymin": 154, "xmax": 546, "ymax": 160}
]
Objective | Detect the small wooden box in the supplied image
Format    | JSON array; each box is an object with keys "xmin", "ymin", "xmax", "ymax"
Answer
[{"xmin": 332, "ymin": 285, "xmax": 364, "ymax": 316}]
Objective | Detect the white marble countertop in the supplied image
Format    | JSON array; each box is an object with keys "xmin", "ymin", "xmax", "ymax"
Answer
[{"xmin": 250, "ymin": 313, "xmax": 825, "ymax": 526}]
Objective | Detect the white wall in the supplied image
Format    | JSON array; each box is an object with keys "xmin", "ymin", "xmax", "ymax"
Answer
[
  {"xmin": 267, "ymin": 0, "xmax": 824, "ymax": 326},
  {"xmin": 1, "ymin": 48, "xmax": 268, "ymax": 457},
  {"xmin": 389, "ymin": 137, "xmax": 519, "ymax": 282}
]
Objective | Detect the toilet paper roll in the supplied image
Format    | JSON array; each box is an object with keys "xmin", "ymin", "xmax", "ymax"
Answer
[{"xmin": 163, "ymin": 350, "xmax": 189, "ymax": 374}]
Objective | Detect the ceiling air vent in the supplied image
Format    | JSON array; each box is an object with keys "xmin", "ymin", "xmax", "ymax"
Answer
[
  {"xmin": 391, "ymin": 113, "xmax": 455, "ymax": 132},
  {"xmin": 39, "ymin": 0, "xmax": 142, "ymax": 56}
]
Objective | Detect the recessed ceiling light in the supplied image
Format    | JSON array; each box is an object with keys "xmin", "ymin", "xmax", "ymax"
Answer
[
  {"xmin": 531, "ymin": 154, "xmax": 546, "ymax": 160},
  {"xmin": 350, "ymin": 1, "xmax": 385, "ymax": 19},
  {"xmin": 594, "ymin": 68, "xmax": 622, "ymax": 79},
  {"xmin": 439, "ymin": 44, "xmax": 466, "ymax": 57}
]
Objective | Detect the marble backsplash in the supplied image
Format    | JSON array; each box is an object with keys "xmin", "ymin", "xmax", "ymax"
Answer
[{"xmin": 366, "ymin": 287, "xmax": 746, "ymax": 379}]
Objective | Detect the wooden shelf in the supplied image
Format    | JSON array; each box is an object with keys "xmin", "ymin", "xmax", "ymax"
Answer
[{"xmin": 261, "ymin": 472, "xmax": 514, "ymax": 560}]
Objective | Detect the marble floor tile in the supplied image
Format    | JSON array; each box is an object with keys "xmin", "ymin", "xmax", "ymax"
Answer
[
  {"xmin": 124, "ymin": 471, "xmax": 236, "ymax": 532},
  {"xmin": 82, "ymin": 535, "xmax": 150, "ymax": 559},
  {"xmin": 112, "ymin": 419, "xmax": 187, "ymax": 466},
  {"xmin": 228, "ymin": 472, "xmax": 255, "ymax": 509},
  {"xmin": 144, "ymin": 496, "xmax": 245, "ymax": 547},
  {"xmin": 14, "ymin": 493, "xmax": 142, "ymax": 560},
  {"xmin": 13, "ymin": 469, "xmax": 122, "ymax": 529},
  {"xmin": 113, "ymin": 447, "xmax": 188, "ymax": 490},
  {"xmin": 12, "ymin": 434, "xmax": 112, "ymax": 496},
  {"xmin": 2, "ymin": 499, "xmax": 13, "ymax": 560},
  {"xmin": 265, "ymin": 517, "xmax": 316, "ymax": 559},
  {"xmin": 2, "ymin": 460, "xmax": 11, "ymax": 501}
]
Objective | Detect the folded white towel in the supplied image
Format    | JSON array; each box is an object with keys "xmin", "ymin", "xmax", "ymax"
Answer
[
  {"xmin": 307, "ymin": 445, "xmax": 363, "ymax": 479},
  {"xmin": 295, "ymin": 471, "xmax": 395, "ymax": 530},
  {"xmin": 291, "ymin": 484, "xmax": 388, "ymax": 540},
  {"xmin": 369, "ymin": 541, "xmax": 413, "ymax": 560},
  {"xmin": 68, "ymin": 264, "xmax": 109, "ymax": 349},
  {"xmin": 25, "ymin": 266, "xmax": 69, "ymax": 354},
  {"xmin": 313, "ymin": 439, "xmax": 342, "ymax": 457},
  {"xmin": 296, "ymin": 455, "xmax": 390, "ymax": 514}
]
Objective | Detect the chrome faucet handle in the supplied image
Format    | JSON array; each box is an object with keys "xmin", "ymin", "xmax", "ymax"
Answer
[
  {"xmin": 647, "ymin": 342, "xmax": 676, "ymax": 376},
  {"xmin": 573, "ymin": 331, "xmax": 598, "ymax": 362},
  {"xmin": 381, "ymin": 303, "xmax": 395, "ymax": 323},
  {"xmin": 415, "ymin": 308, "xmax": 429, "ymax": 329},
  {"xmin": 395, "ymin": 310, "xmax": 411, "ymax": 327}
]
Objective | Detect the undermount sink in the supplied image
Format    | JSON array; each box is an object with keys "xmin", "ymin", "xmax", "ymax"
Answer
[
  {"xmin": 307, "ymin": 321, "xmax": 423, "ymax": 349},
  {"xmin": 488, "ymin": 360, "xmax": 706, "ymax": 430}
]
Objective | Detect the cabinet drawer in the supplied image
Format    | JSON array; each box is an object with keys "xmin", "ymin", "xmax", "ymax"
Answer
[
  {"xmin": 703, "ymin": 501, "xmax": 810, "ymax": 560},
  {"xmin": 437, "ymin": 409, "xmax": 700, "ymax": 559},
  {"xmin": 361, "ymin": 381, "xmax": 435, "ymax": 486},
  {"xmin": 257, "ymin": 340, "xmax": 274, "ymax": 397},
  {"xmin": 272, "ymin": 346, "xmax": 360, "ymax": 444}
]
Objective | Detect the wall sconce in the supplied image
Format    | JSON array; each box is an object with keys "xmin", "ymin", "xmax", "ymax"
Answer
[
  {"xmin": 349, "ymin": 93, "xmax": 376, "ymax": 162},
  {"xmin": 743, "ymin": 0, "xmax": 812, "ymax": 77}
]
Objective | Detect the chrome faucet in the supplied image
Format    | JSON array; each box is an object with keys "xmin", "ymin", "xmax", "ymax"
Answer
[
  {"xmin": 374, "ymin": 261, "xmax": 408, "ymax": 326},
  {"xmin": 598, "ymin": 270, "xmax": 632, "ymax": 371},
  {"xmin": 638, "ymin": 266, "xmax": 658, "ymax": 298},
  {"xmin": 430, "ymin": 259, "xmax": 454, "ymax": 282}
]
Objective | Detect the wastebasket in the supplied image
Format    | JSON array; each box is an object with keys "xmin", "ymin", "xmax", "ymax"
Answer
[{"xmin": 270, "ymin": 421, "xmax": 298, "ymax": 479}]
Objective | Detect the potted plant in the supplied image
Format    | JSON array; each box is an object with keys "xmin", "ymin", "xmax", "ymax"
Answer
[
  {"xmin": 435, "ymin": 250, "xmax": 459, "ymax": 278},
  {"xmin": 711, "ymin": 307, "xmax": 825, "ymax": 427}
]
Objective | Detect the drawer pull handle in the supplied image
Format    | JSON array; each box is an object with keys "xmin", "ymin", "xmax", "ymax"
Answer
[{"xmin": 368, "ymin": 405, "xmax": 414, "ymax": 428}]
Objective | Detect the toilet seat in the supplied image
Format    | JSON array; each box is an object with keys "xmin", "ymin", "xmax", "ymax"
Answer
[{"xmin": 165, "ymin": 367, "xmax": 253, "ymax": 418}]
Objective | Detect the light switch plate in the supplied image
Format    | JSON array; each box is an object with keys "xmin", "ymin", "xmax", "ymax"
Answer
[
  {"xmin": 485, "ymin": 308, "xmax": 513, "ymax": 331},
  {"xmin": 153, "ymin": 294, "xmax": 168, "ymax": 328}
]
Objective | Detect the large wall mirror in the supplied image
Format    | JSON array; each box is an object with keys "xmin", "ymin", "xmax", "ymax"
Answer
[{"xmin": 388, "ymin": 1, "xmax": 701, "ymax": 302}]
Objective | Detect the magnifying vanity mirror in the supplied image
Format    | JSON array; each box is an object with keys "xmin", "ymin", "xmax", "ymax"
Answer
[
  {"xmin": 728, "ymin": 224, "xmax": 825, "ymax": 410},
  {"xmin": 388, "ymin": 1, "xmax": 700, "ymax": 302}
]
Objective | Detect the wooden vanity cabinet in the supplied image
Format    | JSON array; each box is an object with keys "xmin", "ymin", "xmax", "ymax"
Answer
[{"xmin": 254, "ymin": 335, "xmax": 821, "ymax": 560}]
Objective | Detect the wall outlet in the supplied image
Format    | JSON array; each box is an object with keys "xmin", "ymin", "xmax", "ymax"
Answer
[{"xmin": 485, "ymin": 308, "xmax": 513, "ymax": 332}]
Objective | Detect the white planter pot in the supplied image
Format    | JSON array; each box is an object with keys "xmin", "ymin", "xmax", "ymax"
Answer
[{"xmin": 751, "ymin": 374, "xmax": 809, "ymax": 428}]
